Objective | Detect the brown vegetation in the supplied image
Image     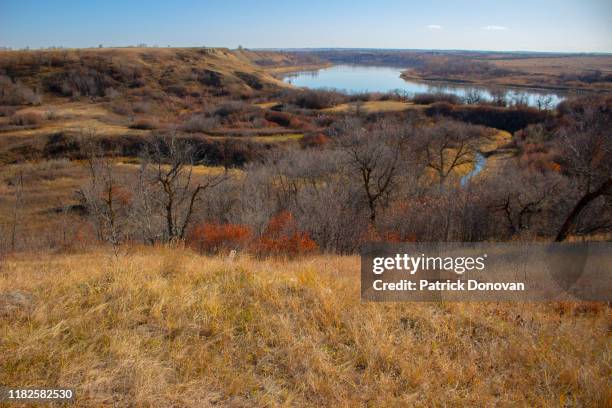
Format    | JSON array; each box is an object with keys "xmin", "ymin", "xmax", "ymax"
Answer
[
  {"xmin": 0, "ymin": 46, "xmax": 610, "ymax": 407},
  {"xmin": 0, "ymin": 248, "xmax": 610, "ymax": 406}
]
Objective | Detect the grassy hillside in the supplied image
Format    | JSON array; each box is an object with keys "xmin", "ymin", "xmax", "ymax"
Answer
[
  {"xmin": 0, "ymin": 48, "xmax": 320, "ymax": 166},
  {"xmin": 1, "ymin": 247, "xmax": 610, "ymax": 407},
  {"xmin": 0, "ymin": 47, "xmax": 289, "ymax": 97}
]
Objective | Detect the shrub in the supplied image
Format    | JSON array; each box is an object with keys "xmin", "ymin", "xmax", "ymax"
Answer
[
  {"xmin": 0, "ymin": 106, "xmax": 18, "ymax": 117},
  {"xmin": 292, "ymin": 89, "xmax": 343, "ymax": 109},
  {"xmin": 104, "ymin": 87, "xmax": 121, "ymax": 99},
  {"xmin": 252, "ymin": 211, "xmax": 318, "ymax": 257},
  {"xmin": 187, "ymin": 223, "xmax": 252, "ymax": 254},
  {"xmin": 300, "ymin": 132, "xmax": 330, "ymax": 148},
  {"xmin": 265, "ymin": 111, "xmax": 292, "ymax": 127},
  {"xmin": 412, "ymin": 92, "xmax": 461, "ymax": 105},
  {"xmin": 10, "ymin": 112, "xmax": 44, "ymax": 126},
  {"xmin": 234, "ymin": 71, "xmax": 263, "ymax": 90},
  {"xmin": 165, "ymin": 85, "xmax": 188, "ymax": 97},
  {"xmin": 214, "ymin": 102, "xmax": 250, "ymax": 118},
  {"xmin": 132, "ymin": 101, "xmax": 151, "ymax": 114},
  {"xmin": 108, "ymin": 100, "xmax": 133, "ymax": 116},
  {"xmin": 129, "ymin": 117, "xmax": 159, "ymax": 130},
  {"xmin": 45, "ymin": 67, "xmax": 115, "ymax": 97},
  {"xmin": 197, "ymin": 69, "xmax": 223, "ymax": 87},
  {"xmin": 288, "ymin": 117, "xmax": 309, "ymax": 129},
  {"xmin": 0, "ymin": 75, "xmax": 41, "ymax": 105},
  {"xmin": 183, "ymin": 114, "xmax": 218, "ymax": 132},
  {"xmin": 426, "ymin": 102, "xmax": 550, "ymax": 133}
]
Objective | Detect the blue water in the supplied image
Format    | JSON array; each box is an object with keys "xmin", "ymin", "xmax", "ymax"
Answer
[
  {"xmin": 284, "ymin": 65, "xmax": 564, "ymax": 108},
  {"xmin": 461, "ymin": 153, "xmax": 487, "ymax": 185}
]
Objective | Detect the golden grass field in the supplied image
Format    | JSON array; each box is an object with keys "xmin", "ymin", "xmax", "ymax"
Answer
[
  {"xmin": 402, "ymin": 54, "xmax": 612, "ymax": 93},
  {"xmin": 0, "ymin": 247, "xmax": 610, "ymax": 407},
  {"xmin": 323, "ymin": 100, "xmax": 427, "ymax": 114},
  {"xmin": 488, "ymin": 55, "xmax": 612, "ymax": 77}
]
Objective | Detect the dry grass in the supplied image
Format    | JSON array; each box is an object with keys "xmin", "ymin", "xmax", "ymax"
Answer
[
  {"xmin": 253, "ymin": 101, "xmax": 282, "ymax": 109},
  {"xmin": 1, "ymin": 101, "xmax": 148, "ymax": 139},
  {"xmin": 0, "ymin": 160, "xmax": 88, "ymax": 251},
  {"xmin": 324, "ymin": 100, "xmax": 426, "ymax": 114},
  {"xmin": 240, "ymin": 133, "xmax": 303, "ymax": 143},
  {"xmin": 114, "ymin": 160, "xmax": 244, "ymax": 177},
  {"xmin": 0, "ymin": 48, "xmax": 302, "ymax": 145},
  {"xmin": 1, "ymin": 247, "xmax": 610, "ymax": 407},
  {"xmin": 404, "ymin": 54, "xmax": 612, "ymax": 93},
  {"xmin": 489, "ymin": 56, "xmax": 612, "ymax": 77}
]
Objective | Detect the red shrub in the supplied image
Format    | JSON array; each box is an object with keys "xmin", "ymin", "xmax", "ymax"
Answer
[
  {"xmin": 289, "ymin": 117, "xmax": 309, "ymax": 129},
  {"xmin": 265, "ymin": 111, "xmax": 292, "ymax": 127},
  {"xmin": 252, "ymin": 211, "xmax": 318, "ymax": 257},
  {"xmin": 187, "ymin": 223, "xmax": 252, "ymax": 254},
  {"xmin": 300, "ymin": 133, "xmax": 330, "ymax": 148}
]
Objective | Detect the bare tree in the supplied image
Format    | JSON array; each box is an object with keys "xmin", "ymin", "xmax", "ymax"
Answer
[
  {"xmin": 9, "ymin": 171, "xmax": 24, "ymax": 252},
  {"xmin": 420, "ymin": 120, "xmax": 481, "ymax": 186},
  {"xmin": 536, "ymin": 94, "xmax": 554, "ymax": 111},
  {"xmin": 463, "ymin": 89, "xmax": 482, "ymax": 105},
  {"xmin": 489, "ymin": 166, "xmax": 561, "ymax": 238},
  {"xmin": 554, "ymin": 100, "xmax": 611, "ymax": 241},
  {"xmin": 490, "ymin": 88, "xmax": 508, "ymax": 107},
  {"xmin": 339, "ymin": 120, "xmax": 407, "ymax": 223},
  {"xmin": 77, "ymin": 129, "xmax": 127, "ymax": 252},
  {"xmin": 141, "ymin": 131, "xmax": 229, "ymax": 241}
]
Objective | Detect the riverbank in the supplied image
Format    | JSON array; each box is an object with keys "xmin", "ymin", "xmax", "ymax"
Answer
[
  {"xmin": 280, "ymin": 65, "xmax": 565, "ymax": 106},
  {"xmin": 400, "ymin": 71, "xmax": 606, "ymax": 95},
  {"xmin": 266, "ymin": 62, "xmax": 333, "ymax": 76}
]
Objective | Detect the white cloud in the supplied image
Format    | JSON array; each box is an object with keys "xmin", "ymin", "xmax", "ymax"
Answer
[
  {"xmin": 427, "ymin": 25, "xmax": 442, "ymax": 30},
  {"xmin": 482, "ymin": 25, "xmax": 508, "ymax": 31}
]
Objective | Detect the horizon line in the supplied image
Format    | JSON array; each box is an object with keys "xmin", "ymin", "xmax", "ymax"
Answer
[{"xmin": 1, "ymin": 45, "xmax": 611, "ymax": 56}]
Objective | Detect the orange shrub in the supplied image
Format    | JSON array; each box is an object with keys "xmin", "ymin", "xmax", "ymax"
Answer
[
  {"xmin": 252, "ymin": 211, "xmax": 318, "ymax": 257},
  {"xmin": 300, "ymin": 133, "xmax": 330, "ymax": 148},
  {"xmin": 187, "ymin": 223, "xmax": 252, "ymax": 254}
]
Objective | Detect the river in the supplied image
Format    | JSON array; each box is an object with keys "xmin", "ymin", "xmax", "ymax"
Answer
[{"xmin": 283, "ymin": 65, "xmax": 564, "ymax": 108}]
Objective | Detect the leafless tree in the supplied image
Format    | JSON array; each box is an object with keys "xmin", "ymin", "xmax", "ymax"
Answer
[
  {"xmin": 463, "ymin": 89, "xmax": 482, "ymax": 105},
  {"xmin": 489, "ymin": 166, "xmax": 562, "ymax": 238},
  {"xmin": 536, "ymin": 94, "xmax": 554, "ymax": 111},
  {"xmin": 490, "ymin": 88, "xmax": 508, "ymax": 107},
  {"xmin": 420, "ymin": 120, "xmax": 481, "ymax": 186},
  {"xmin": 9, "ymin": 171, "xmax": 24, "ymax": 252},
  {"xmin": 339, "ymin": 120, "xmax": 406, "ymax": 223},
  {"xmin": 554, "ymin": 100, "xmax": 611, "ymax": 241},
  {"xmin": 77, "ymin": 129, "xmax": 127, "ymax": 252},
  {"xmin": 140, "ymin": 131, "xmax": 229, "ymax": 241}
]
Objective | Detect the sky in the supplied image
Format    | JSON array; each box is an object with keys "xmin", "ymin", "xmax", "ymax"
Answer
[{"xmin": 1, "ymin": 0, "xmax": 611, "ymax": 53}]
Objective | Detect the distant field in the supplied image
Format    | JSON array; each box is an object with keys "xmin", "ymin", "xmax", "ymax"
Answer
[{"xmin": 488, "ymin": 55, "xmax": 612, "ymax": 76}]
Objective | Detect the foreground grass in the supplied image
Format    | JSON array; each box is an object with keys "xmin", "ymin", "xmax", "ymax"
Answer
[{"xmin": 0, "ymin": 247, "xmax": 610, "ymax": 407}]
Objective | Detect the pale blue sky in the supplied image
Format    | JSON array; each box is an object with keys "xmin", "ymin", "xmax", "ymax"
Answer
[{"xmin": 1, "ymin": 0, "xmax": 611, "ymax": 52}]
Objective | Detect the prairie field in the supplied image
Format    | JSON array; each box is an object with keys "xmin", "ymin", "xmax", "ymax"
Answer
[
  {"xmin": 1, "ymin": 247, "xmax": 610, "ymax": 407},
  {"xmin": 0, "ymin": 24, "xmax": 610, "ymax": 408}
]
